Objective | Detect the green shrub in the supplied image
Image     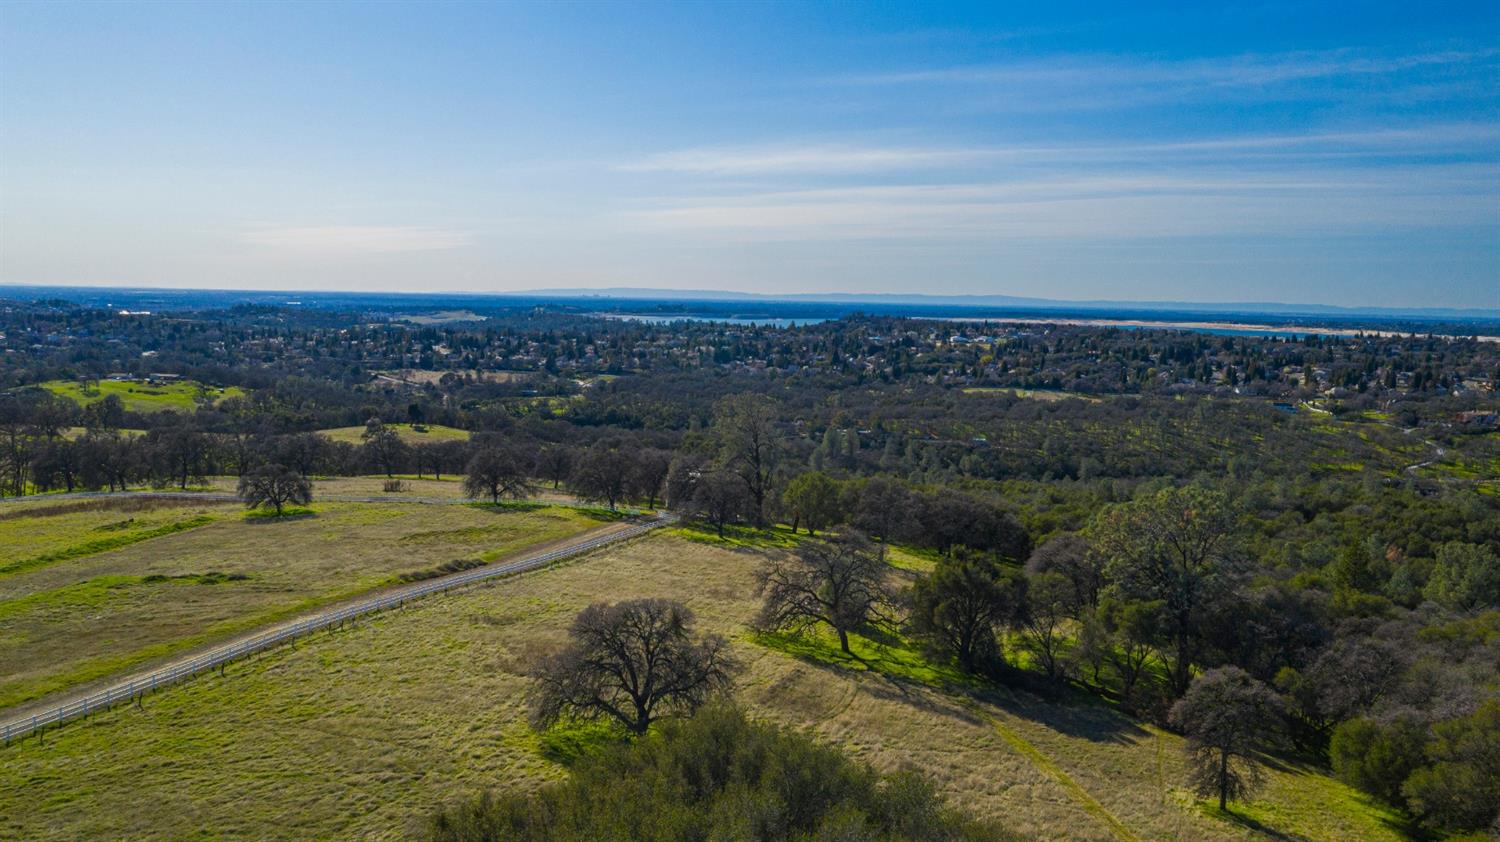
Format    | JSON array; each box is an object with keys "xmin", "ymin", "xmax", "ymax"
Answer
[{"xmin": 427, "ymin": 704, "xmax": 1019, "ymax": 841}]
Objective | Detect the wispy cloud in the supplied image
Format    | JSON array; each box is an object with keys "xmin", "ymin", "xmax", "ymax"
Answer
[
  {"xmin": 840, "ymin": 48, "xmax": 1496, "ymax": 86},
  {"xmin": 621, "ymin": 164, "xmax": 1500, "ymax": 241},
  {"xmin": 823, "ymin": 47, "xmax": 1500, "ymax": 110},
  {"xmin": 620, "ymin": 144, "xmax": 994, "ymax": 175},
  {"xmin": 622, "ymin": 123, "xmax": 1500, "ymax": 178},
  {"xmin": 241, "ymin": 225, "xmax": 470, "ymax": 255}
]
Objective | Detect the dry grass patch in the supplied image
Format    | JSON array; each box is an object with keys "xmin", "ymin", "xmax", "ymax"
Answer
[{"xmin": 0, "ymin": 502, "xmax": 605, "ymax": 712}]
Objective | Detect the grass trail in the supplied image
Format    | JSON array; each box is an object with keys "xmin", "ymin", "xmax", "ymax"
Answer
[{"xmin": 966, "ymin": 700, "xmax": 1144, "ymax": 842}]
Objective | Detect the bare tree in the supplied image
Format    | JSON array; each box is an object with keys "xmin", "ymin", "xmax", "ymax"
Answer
[
  {"xmin": 571, "ymin": 443, "xmax": 633, "ymax": 510},
  {"xmin": 528, "ymin": 599, "xmax": 738, "ymax": 734},
  {"xmin": 361, "ymin": 418, "xmax": 408, "ymax": 477},
  {"xmin": 463, "ymin": 445, "xmax": 534, "ymax": 503},
  {"xmin": 1170, "ymin": 667, "xmax": 1280, "ymax": 811},
  {"xmin": 755, "ymin": 531, "xmax": 890, "ymax": 654},
  {"xmin": 237, "ymin": 463, "xmax": 312, "ymax": 516},
  {"xmin": 537, "ymin": 445, "xmax": 573, "ymax": 489},
  {"xmin": 691, "ymin": 470, "xmax": 749, "ymax": 537},
  {"xmin": 1025, "ymin": 532, "xmax": 1104, "ymax": 613},
  {"xmin": 713, "ymin": 393, "xmax": 781, "ymax": 526},
  {"xmin": 630, "ymin": 447, "xmax": 673, "ymax": 510}
]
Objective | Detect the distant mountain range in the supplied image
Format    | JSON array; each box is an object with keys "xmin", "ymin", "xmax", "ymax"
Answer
[{"xmin": 516, "ymin": 287, "xmax": 1500, "ymax": 321}]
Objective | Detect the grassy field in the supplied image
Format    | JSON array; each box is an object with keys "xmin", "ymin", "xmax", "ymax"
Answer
[
  {"xmin": 317, "ymin": 423, "xmax": 471, "ymax": 445},
  {"xmin": 961, "ymin": 387, "xmax": 1103, "ymax": 403},
  {"xmin": 0, "ymin": 529, "xmax": 1405, "ymax": 841},
  {"xmin": 40, "ymin": 379, "xmax": 246, "ymax": 414},
  {"xmin": 0, "ymin": 498, "xmax": 609, "ymax": 712}
]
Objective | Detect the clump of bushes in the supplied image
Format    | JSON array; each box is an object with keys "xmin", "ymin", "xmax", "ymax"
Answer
[
  {"xmin": 427, "ymin": 704, "xmax": 1018, "ymax": 841},
  {"xmin": 398, "ymin": 558, "xmax": 484, "ymax": 583}
]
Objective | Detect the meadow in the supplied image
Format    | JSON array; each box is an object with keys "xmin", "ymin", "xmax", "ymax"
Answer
[
  {"xmin": 0, "ymin": 528, "xmax": 1405, "ymax": 842},
  {"xmin": 317, "ymin": 423, "xmax": 472, "ymax": 445},
  {"xmin": 40, "ymin": 379, "xmax": 246, "ymax": 414},
  {"xmin": 0, "ymin": 497, "xmax": 609, "ymax": 713}
]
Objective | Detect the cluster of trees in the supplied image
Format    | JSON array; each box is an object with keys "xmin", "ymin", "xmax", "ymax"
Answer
[{"xmin": 736, "ymin": 485, "xmax": 1499, "ymax": 830}]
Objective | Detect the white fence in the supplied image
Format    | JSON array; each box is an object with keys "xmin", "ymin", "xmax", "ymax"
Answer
[{"xmin": 1, "ymin": 513, "xmax": 672, "ymax": 745}]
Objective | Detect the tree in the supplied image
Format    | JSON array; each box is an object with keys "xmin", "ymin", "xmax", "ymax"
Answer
[
  {"xmin": 755, "ymin": 531, "xmax": 890, "ymax": 654},
  {"xmin": 713, "ymin": 393, "xmax": 781, "ymax": 526},
  {"xmin": 690, "ymin": 470, "xmax": 749, "ymax": 537},
  {"xmin": 1025, "ymin": 533, "xmax": 1104, "ymax": 613},
  {"xmin": 781, "ymin": 471, "xmax": 842, "ymax": 534},
  {"xmin": 847, "ymin": 476, "xmax": 914, "ymax": 542},
  {"xmin": 1169, "ymin": 667, "xmax": 1280, "ymax": 811},
  {"xmin": 1093, "ymin": 487, "xmax": 1243, "ymax": 695},
  {"xmin": 237, "ymin": 463, "xmax": 312, "ymax": 516},
  {"xmin": 1401, "ymin": 699, "xmax": 1500, "ymax": 833},
  {"xmin": 630, "ymin": 447, "xmax": 672, "ymax": 510},
  {"xmin": 149, "ymin": 428, "xmax": 210, "ymax": 490},
  {"xmin": 571, "ymin": 443, "xmax": 634, "ymax": 510},
  {"xmin": 913, "ymin": 488, "xmax": 1030, "ymax": 560},
  {"xmin": 82, "ymin": 393, "xmax": 126, "ymax": 433},
  {"xmin": 537, "ymin": 445, "xmax": 573, "ymax": 489},
  {"xmin": 911, "ymin": 551, "xmax": 1025, "ymax": 672},
  {"xmin": 1098, "ymin": 598, "xmax": 1164, "ymax": 701},
  {"xmin": 463, "ymin": 445, "xmax": 534, "ymax": 503},
  {"xmin": 361, "ymin": 419, "xmax": 408, "ymax": 477},
  {"xmin": 80, "ymin": 433, "xmax": 140, "ymax": 491},
  {"xmin": 1423, "ymin": 542, "xmax": 1500, "ymax": 611},
  {"xmin": 275, "ymin": 432, "xmax": 328, "ymax": 478},
  {"xmin": 1018, "ymin": 571, "xmax": 1072, "ymax": 680},
  {"xmin": 1329, "ymin": 715, "xmax": 1429, "ymax": 808},
  {"xmin": 528, "ymin": 599, "xmax": 738, "ymax": 735}
]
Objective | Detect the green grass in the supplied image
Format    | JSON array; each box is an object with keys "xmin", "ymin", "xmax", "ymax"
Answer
[
  {"xmin": 0, "ymin": 533, "xmax": 1408, "ymax": 842},
  {"xmin": 668, "ymin": 521, "xmax": 805, "ymax": 550},
  {"xmin": 39, "ymin": 379, "xmax": 245, "ymax": 414},
  {"xmin": 0, "ymin": 500, "xmax": 608, "ymax": 711},
  {"xmin": 242, "ymin": 506, "xmax": 316, "ymax": 520},
  {"xmin": 0, "ymin": 500, "xmax": 228, "ymax": 578},
  {"xmin": 316, "ymin": 423, "xmax": 471, "ymax": 445},
  {"xmin": 753, "ymin": 626, "xmax": 975, "ymax": 690}
]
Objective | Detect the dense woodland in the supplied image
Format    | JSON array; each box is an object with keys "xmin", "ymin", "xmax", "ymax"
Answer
[{"xmin": 2, "ymin": 297, "xmax": 1498, "ymax": 834}]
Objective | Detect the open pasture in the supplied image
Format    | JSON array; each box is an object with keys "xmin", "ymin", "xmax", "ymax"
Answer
[
  {"xmin": 0, "ymin": 499, "xmax": 607, "ymax": 712},
  {"xmin": 317, "ymin": 423, "xmax": 472, "ymax": 445},
  {"xmin": 40, "ymin": 379, "xmax": 246, "ymax": 414}
]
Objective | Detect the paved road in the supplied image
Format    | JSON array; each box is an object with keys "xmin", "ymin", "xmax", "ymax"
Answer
[{"xmin": 0, "ymin": 511, "xmax": 674, "ymax": 744}]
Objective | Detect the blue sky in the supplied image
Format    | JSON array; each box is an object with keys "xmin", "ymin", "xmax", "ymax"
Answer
[{"xmin": 1, "ymin": 1, "xmax": 1496, "ymax": 307}]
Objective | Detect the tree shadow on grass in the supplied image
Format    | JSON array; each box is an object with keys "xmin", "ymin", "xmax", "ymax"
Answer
[
  {"xmin": 969, "ymin": 679, "xmax": 1151, "ymax": 746},
  {"xmin": 751, "ymin": 628, "xmax": 1149, "ymax": 745},
  {"xmin": 242, "ymin": 507, "xmax": 317, "ymax": 523},
  {"xmin": 752, "ymin": 629, "xmax": 986, "ymax": 726},
  {"xmin": 1201, "ymin": 805, "xmax": 1313, "ymax": 842}
]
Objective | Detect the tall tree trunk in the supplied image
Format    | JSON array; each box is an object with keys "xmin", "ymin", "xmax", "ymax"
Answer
[{"xmin": 1218, "ymin": 751, "xmax": 1228, "ymax": 810}]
